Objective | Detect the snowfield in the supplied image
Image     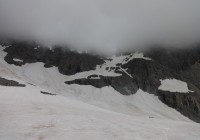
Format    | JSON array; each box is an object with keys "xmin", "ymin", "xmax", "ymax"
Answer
[
  {"xmin": 0, "ymin": 46, "xmax": 200, "ymax": 140},
  {"xmin": 1, "ymin": 85, "xmax": 200, "ymax": 140},
  {"xmin": 0, "ymin": 86, "xmax": 200, "ymax": 140}
]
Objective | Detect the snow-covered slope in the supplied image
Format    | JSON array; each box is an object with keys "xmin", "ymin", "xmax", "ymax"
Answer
[
  {"xmin": 0, "ymin": 47, "xmax": 191, "ymax": 120},
  {"xmin": 0, "ymin": 46, "xmax": 200, "ymax": 140},
  {"xmin": 1, "ymin": 85, "xmax": 200, "ymax": 140}
]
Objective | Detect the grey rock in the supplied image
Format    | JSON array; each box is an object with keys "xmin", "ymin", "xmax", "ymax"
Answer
[
  {"xmin": 158, "ymin": 90, "xmax": 200, "ymax": 123},
  {"xmin": 65, "ymin": 75, "xmax": 138, "ymax": 95},
  {"xmin": 40, "ymin": 91, "xmax": 56, "ymax": 96},
  {"xmin": 0, "ymin": 77, "xmax": 26, "ymax": 87}
]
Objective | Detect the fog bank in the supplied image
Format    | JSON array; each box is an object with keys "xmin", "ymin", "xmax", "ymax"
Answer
[{"xmin": 0, "ymin": 0, "xmax": 200, "ymax": 54}]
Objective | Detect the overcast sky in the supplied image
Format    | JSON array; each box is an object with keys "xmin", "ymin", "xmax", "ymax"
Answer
[{"xmin": 0, "ymin": 0, "xmax": 200, "ymax": 54}]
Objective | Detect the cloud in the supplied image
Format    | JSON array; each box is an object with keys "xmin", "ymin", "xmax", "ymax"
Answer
[{"xmin": 0, "ymin": 0, "xmax": 200, "ymax": 55}]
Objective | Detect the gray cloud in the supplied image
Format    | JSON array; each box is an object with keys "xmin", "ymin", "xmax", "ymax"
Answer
[{"xmin": 0, "ymin": 0, "xmax": 200, "ymax": 55}]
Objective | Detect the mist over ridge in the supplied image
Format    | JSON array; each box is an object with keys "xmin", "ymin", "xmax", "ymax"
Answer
[{"xmin": 0, "ymin": 0, "xmax": 200, "ymax": 55}]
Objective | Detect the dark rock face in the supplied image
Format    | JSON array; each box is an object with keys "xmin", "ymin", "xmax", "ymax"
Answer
[
  {"xmin": 181, "ymin": 62, "xmax": 200, "ymax": 90},
  {"xmin": 3, "ymin": 41, "xmax": 104, "ymax": 75},
  {"xmin": 65, "ymin": 75, "xmax": 138, "ymax": 95},
  {"xmin": 57, "ymin": 51, "xmax": 104, "ymax": 75},
  {"xmin": 144, "ymin": 46, "xmax": 200, "ymax": 72},
  {"xmin": 0, "ymin": 77, "xmax": 26, "ymax": 87},
  {"xmin": 158, "ymin": 91, "xmax": 200, "ymax": 123},
  {"xmin": 122, "ymin": 59, "xmax": 175, "ymax": 94}
]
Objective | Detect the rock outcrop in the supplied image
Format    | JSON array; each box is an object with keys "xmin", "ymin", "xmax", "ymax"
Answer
[
  {"xmin": 158, "ymin": 91, "xmax": 200, "ymax": 122},
  {"xmin": 3, "ymin": 41, "xmax": 104, "ymax": 75},
  {"xmin": 0, "ymin": 77, "xmax": 26, "ymax": 87}
]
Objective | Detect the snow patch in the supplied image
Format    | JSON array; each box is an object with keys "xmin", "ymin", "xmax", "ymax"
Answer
[
  {"xmin": 158, "ymin": 79, "xmax": 192, "ymax": 93},
  {"xmin": 104, "ymin": 52, "xmax": 151, "ymax": 68},
  {"xmin": 119, "ymin": 67, "xmax": 133, "ymax": 78},
  {"xmin": 13, "ymin": 58, "xmax": 23, "ymax": 62}
]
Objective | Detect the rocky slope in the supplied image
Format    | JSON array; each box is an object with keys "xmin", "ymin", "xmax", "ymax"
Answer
[
  {"xmin": 3, "ymin": 41, "xmax": 104, "ymax": 75},
  {"xmin": 1, "ymin": 40, "xmax": 200, "ymax": 122}
]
